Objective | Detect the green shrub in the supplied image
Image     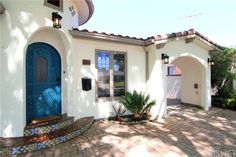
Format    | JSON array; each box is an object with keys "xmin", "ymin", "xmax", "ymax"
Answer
[
  {"xmin": 212, "ymin": 93, "xmax": 236, "ymax": 110},
  {"xmin": 120, "ymin": 90, "xmax": 156, "ymax": 119},
  {"xmin": 211, "ymin": 48, "xmax": 236, "ymax": 97},
  {"xmin": 225, "ymin": 93, "xmax": 236, "ymax": 109}
]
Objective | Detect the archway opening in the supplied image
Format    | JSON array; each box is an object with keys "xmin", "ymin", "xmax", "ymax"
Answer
[
  {"xmin": 24, "ymin": 27, "xmax": 70, "ymax": 125},
  {"xmin": 166, "ymin": 56, "xmax": 205, "ymax": 108}
]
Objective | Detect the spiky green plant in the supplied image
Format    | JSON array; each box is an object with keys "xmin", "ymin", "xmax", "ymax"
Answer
[
  {"xmin": 120, "ymin": 90, "xmax": 156, "ymax": 119},
  {"xmin": 112, "ymin": 104, "xmax": 126, "ymax": 120}
]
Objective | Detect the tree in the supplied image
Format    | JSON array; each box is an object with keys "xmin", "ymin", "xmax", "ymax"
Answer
[{"xmin": 211, "ymin": 48, "xmax": 236, "ymax": 97}]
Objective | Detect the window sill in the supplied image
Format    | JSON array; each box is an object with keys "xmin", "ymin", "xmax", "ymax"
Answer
[
  {"xmin": 96, "ymin": 97, "xmax": 122, "ymax": 103},
  {"xmin": 166, "ymin": 74, "xmax": 182, "ymax": 76}
]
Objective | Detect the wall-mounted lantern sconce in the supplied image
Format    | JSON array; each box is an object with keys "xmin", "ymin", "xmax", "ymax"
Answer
[
  {"xmin": 208, "ymin": 58, "xmax": 214, "ymax": 66},
  {"xmin": 52, "ymin": 12, "xmax": 62, "ymax": 28},
  {"xmin": 162, "ymin": 53, "xmax": 169, "ymax": 64}
]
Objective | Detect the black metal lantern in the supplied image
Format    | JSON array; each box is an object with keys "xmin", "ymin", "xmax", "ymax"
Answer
[
  {"xmin": 52, "ymin": 12, "xmax": 62, "ymax": 28},
  {"xmin": 162, "ymin": 53, "xmax": 169, "ymax": 64},
  {"xmin": 208, "ymin": 58, "xmax": 214, "ymax": 66}
]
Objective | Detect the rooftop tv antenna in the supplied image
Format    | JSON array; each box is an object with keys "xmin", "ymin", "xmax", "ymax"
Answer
[{"xmin": 178, "ymin": 13, "xmax": 204, "ymax": 27}]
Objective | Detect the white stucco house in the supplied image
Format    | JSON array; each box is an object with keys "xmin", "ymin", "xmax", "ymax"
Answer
[{"xmin": 0, "ymin": 0, "xmax": 223, "ymax": 140}]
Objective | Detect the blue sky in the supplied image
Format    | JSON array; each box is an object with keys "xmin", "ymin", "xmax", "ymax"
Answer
[{"xmin": 80, "ymin": 0, "xmax": 236, "ymax": 47}]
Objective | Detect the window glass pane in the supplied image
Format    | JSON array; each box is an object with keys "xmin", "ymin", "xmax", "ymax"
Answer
[
  {"xmin": 97, "ymin": 51, "xmax": 110, "ymax": 70},
  {"xmin": 98, "ymin": 70, "xmax": 110, "ymax": 97},
  {"xmin": 47, "ymin": 0, "xmax": 60, "ymax": 7},
  {"xmin": 113, "ymin": 53, "xmax": 125, "ymax": 96},
  {"xmin": 97, "ymin": 51, "xmax": 110, "ymax": 98},
  {"xmin": 169, "ymin": 67, "xmax": 176, "ymax": 75},
  {"xmin": 168, "ymin": 66, "xmax": 182, "ymax": 75},
  {"xmin": 37, "ymin": 57, "xmax": 47, "ymax": 82}
]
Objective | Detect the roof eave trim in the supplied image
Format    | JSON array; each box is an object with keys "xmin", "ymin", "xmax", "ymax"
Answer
[
  {"xmin": 195, "ymin": 35, "xmax": 224, "ymax": 52},
  {"xmin": 69, "ymin": 30, "xmax": 144, "ymax": 46},
  {"xmin": 144, "ymin": 38, "xmax": 155, "ymax": 46},
  {"xmin": 152, "ymin": 34, "xmax": 223, "ymax": 52}
]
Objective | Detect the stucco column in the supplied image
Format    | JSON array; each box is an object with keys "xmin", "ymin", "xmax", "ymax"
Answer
[
  {"xmin": 147, "ymin": 48, "xmax": 167, "ymax": 119},
  {"xmin": 204, "ymin": 64, "xmax": 211, "ymax": 111},
  {"xmin": 0, "ymin": 14, "xmax": 2, "ymax": 136}
]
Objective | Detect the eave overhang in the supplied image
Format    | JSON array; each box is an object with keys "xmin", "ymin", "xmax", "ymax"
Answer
[
  {"xmin": 69, "ymin": 29, "xmax": 145, "ymax": 46},
  {"xmin": 69, "ymin": 29, "xmax": 224, "ymax": 52}
]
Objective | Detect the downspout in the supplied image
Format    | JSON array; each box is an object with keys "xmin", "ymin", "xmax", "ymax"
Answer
[
  {"xmin": 142, "ymin": 44, "xmax": 149, "ymax": 91},
  {"xmin": 142, "ymin": 39, "xmax": 155, "ymax": 84},
  {"xmin": 0, "ymin": 1, "xmax": 4, "ymax": 137}
]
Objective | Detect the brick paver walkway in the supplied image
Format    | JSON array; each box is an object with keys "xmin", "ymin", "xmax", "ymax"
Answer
[{"xmin": 4, "ymin": 105, "xmax": 236, "ymax": 157}]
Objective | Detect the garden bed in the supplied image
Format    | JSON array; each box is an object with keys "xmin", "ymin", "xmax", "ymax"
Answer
[{"xmin": 108, "ymin": 114, "xmax": 150, "ymax": 125}]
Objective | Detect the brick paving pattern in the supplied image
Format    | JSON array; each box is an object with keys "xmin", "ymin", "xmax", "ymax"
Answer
[{"xmin": 2, "ymin": 105, "xmax": 236, "ymax": 157}]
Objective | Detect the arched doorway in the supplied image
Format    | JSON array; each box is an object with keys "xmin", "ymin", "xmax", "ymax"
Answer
[
  {"xmin": 167, "ymin": 56, "xmax": 205, "ymax": 107},
  {"xmin": 166, "ymin": 65, "xmax": 182, "ymax": 105},
  {"xmin": 26, "ymin": 42, "xmax": 61, "ymax": 123}
]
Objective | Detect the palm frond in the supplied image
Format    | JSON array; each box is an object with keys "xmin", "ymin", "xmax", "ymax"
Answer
[{"xmin": 120, "ymin": 90, "xmax": 155, "ymax": 118}]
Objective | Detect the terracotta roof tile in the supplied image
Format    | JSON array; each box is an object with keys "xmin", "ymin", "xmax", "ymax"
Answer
[
  {"xmin": 149, "ymin": 29, "xmax": 223, "ymax": 50},
  {"xmin": 72, "ymin": 28, "xmax": 224, "ymax": 50},
  {"xmin": 72, "ymin": 28, "xmax": 146, "ymax": 41}
]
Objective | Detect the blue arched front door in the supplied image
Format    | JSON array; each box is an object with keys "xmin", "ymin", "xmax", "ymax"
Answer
[{"xmin": 26, "ymin": 42, "xmax": 61, "ymax": 123}]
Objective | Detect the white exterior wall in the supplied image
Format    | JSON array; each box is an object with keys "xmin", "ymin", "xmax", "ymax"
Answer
[
  {"xmin": 233, "ymin": 80, "xmax": 236, "ymax": 91},
  {"xmin": 146, "ymin": 44, "xmax": 167, "ymax": 119},
  {"xmin": 69, "ymin": 38, "xmax": 146, "ymax": 119},
  {"xmin": 166, "ymin": 76, "xmax": 181, "ymax": 99},
  {"xmin": 0, "ymin": 0, "xmax": 83, "ymax": 137},
  {"xmin": 0, "ymin": 13, "xmax": 2, "ymax": 136}
]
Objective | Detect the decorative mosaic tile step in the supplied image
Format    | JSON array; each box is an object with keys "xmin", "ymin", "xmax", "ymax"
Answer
[
  {"xmin": 24, "ymin": 116, "xmax": 74, "ymax": 136},
  {"xmin": 0, "ymin": 117, "xmax": 94, "ymax": 156}
]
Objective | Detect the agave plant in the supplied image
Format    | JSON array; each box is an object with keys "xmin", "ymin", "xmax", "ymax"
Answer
[
  {"xmin": 111, "ymin": 104, "xmax": 126, "ymax": 121},
  {"xmin": 120, "ymin": 90, "xmax": 156, "ymax": 120}
]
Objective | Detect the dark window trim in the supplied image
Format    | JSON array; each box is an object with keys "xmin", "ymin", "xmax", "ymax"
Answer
[
  {"xmin": 95, "ymin": 49, "xmax": 127, "ymax": 102},
  {"xmin": 167, "ymin": 66, "xmax": 182, "ymax": 76},
  {"xmin": 36, "ymin": 56, "xmax": 48, "ymax": 83},
  {"xmin": 44, "ymin": 0, "xmax": 63, "ymax": 12}
]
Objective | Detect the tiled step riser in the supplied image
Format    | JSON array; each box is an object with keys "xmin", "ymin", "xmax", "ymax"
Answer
[
  {"xmin": 24, "ymin": 118, "xmax": 74, "ymax": 136},
  {"xmin": 1, "ymin": 119, "xmax": 93, "ymax": 155},
  {"xmin": 167, "ymin": 98, "xmax": 181, "ymax": 106}
]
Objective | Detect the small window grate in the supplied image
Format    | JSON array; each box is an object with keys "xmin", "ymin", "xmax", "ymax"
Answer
[
  {"xmin": 44, "ymin": 0, "xmax": 63, "ymax": 12},
  {"xmin": 37, "ymin": 57, "xmax": 48, "ymax": 83},
  {"xmin": 48, "ymin": 0, "xmax": 60, "ymax": 7}
]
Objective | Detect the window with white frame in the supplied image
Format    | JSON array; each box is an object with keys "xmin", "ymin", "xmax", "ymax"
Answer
[{"xmin": 96, "ymin": 50, "xmax": 126, "ymax": 100}]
